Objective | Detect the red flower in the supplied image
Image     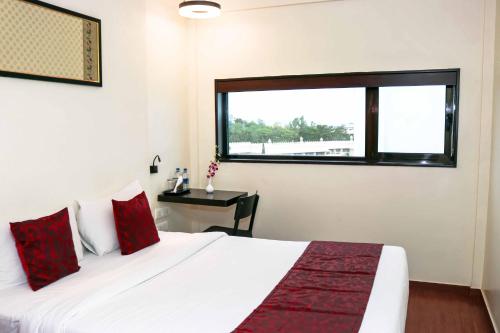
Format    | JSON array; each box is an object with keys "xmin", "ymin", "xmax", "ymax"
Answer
[{"xmin": 207, "ymin": 160, "xmax": 220, "ymax": 179}]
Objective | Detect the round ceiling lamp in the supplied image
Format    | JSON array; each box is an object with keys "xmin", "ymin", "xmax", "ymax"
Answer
[{"xmin": 179, "ymin": 1, "xmax": 221, "ymax": 19}]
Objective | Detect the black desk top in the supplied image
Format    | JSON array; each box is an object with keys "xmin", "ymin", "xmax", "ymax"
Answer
[{"xmin": 157, "ymin": 188, "xmax": 248, "ymax": 207}]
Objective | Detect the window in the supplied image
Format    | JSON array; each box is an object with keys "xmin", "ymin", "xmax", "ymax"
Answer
[
  {"xmin": 227, "ymin": 88, "xmax": 365, "ymax": 157},
  {"xmin": 215, "ymin": 69, "xmax": 459, "ymax": 167}
]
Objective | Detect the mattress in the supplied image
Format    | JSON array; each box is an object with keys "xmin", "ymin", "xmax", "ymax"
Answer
[{"xmin": 0, "ymin": 231, "xmax": 408, "ymax": 333}]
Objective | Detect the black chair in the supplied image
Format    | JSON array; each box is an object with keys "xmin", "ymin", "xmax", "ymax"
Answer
[{"xmin": 204, "ymin": 193, "xmax": 259, "ymax": 238}]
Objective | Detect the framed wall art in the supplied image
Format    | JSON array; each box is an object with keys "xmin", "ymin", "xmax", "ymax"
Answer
[{"xmin": 0, "ymin": 0, "xmax": 102, "ymax": 86}]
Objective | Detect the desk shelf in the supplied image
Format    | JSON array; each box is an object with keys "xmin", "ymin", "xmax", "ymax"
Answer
[{"xmin": 157, "ymin": 188, "xmax": 247, "ymax": 207}]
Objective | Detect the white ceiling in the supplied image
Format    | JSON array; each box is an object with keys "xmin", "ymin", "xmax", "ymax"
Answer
[
  {"xmin": 169, "ymin": 1, "xmax": 341, "ymax": 13},
  {"xmin": 218, "ymin": 0, "xmax": 340, "ymax": 12}
]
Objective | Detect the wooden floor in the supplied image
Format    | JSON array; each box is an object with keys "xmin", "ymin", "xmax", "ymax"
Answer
[{"xmin": 406, "ymin": 281, "xmax": 495, "ymax": 333}]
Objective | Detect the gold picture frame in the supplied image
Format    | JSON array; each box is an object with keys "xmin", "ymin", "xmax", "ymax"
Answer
[{"xmin": 0, "ymin": 0, "xmax": 102, "ymax": 86}]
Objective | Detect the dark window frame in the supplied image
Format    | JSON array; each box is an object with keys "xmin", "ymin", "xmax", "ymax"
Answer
[{"xmin": 215, "ymin": 69, "xmax": 459, "ymax": 168}]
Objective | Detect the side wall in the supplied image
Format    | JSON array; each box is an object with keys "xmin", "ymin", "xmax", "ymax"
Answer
[
  {"xmin": 483, "ymin": 0, "xmax": 500, "ymax": 329},
  {"xmin": 146, "ymin": 0, "xmax": 191, "ymax": 230},
  {"xmin": 0, "ymin": 0, "xmax": 187, "ymax": 227},
  {"xmin": 188, "ymin": 0, "xmax": 492, "ymax": 285}
]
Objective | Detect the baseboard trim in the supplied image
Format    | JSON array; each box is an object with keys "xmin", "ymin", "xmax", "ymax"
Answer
[
  {"xmin": 482, "ymin": 290, "xmax": 499, "ymax": 333},
  {"xmin": 409, "ymin": 279, "xmax": 471, "ymax": 288},
  {"xmin": 410, "ymin": 280, "xmax": 481, "ymax": 296}
]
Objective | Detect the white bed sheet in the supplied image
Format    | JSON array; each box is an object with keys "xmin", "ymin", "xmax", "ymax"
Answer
[
  {"xmin": 0, "ymin": 232, "xmax": 226, "ymax": 333},
  {"xmin": 0, "ymin": 232, "xmax": 408, "ymax": 333}
]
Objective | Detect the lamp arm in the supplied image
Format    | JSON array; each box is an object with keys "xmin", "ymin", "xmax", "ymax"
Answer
[{"xmin": 152, "ymin": 155, "xmax": 161, "ymax": 166}]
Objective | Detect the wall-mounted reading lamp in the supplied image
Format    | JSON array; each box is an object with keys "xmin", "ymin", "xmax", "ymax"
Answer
[{"xmin": 150, "ymin": 155, "xmax": 161, "ymax": 174}]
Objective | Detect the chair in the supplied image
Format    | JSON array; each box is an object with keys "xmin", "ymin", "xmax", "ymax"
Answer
[{"xmin": 203, "ymin": 193, "xmax": 259, "ymax": 238}]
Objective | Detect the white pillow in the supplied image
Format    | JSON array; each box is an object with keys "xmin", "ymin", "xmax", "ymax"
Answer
[
  {"xmin": 0, "ymin": 222, "xmax": 25, "ymax": 290},
  {"xmin": 68, "ymin": 206, "xmax": 84, "ymax": 261},
  {"xmin": 77, "ymin": 181, "xmax": 143, "ymax": 256},
  {"xmin": 0, "ymin": 206, "xmax": 83, "ymax": 290}
]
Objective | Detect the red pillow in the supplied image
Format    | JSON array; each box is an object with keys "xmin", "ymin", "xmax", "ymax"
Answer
[
  {"xmin": 112, "ymin": 192, "xmax": 160, "ymax": 255},
  {"xmin": 10, "ymin": 208, "xmax": 80, "ymax": 291}
]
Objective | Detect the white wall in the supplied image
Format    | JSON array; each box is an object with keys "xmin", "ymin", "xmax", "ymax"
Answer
[
  {"xmin": 0, "ymin": 0, "xmax": 187, "ymax": 226},
  {"xmin": 1, "ymin": 0, "xmax": 498, "ymax": 290},
  {"xmin": 145, "ymin": 0, "xmax": 191, "ymax": 231},
  {"xmin": 483, "ymin": 0, "xmax": 500, "ymax": 329},
  {"xmin": 187, "ymin": 0, "xmax": 494, "ymax": 286}
]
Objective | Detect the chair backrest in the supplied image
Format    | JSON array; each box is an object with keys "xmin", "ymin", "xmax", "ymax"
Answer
[{"xmin": 233, "ymin": 192, "xmax": 259, "ymax": 235}]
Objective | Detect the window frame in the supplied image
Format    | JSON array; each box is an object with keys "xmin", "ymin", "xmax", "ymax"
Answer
[{"xmin": 215, "ymin": 69, "xmax": 459, "ymax": 168}]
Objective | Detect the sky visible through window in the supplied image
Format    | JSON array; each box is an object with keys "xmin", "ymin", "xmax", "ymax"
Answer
[{"xmin": 227, "ymin": 88, "xmax": 366, "ymax": 157}]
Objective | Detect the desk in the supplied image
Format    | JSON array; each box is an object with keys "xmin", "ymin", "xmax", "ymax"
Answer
[{"xmin": 157, "ymin": 188, "xmax": 247, "ymax": 207}]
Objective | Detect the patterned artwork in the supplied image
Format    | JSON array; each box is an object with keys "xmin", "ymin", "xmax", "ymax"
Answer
[
  {"xmin": 0, "ymin": 0, "xmax": 101, "ymax": 85},
  {"xmin": 83, "ymin": 19, "xmax": 99, "ymax": 82}
]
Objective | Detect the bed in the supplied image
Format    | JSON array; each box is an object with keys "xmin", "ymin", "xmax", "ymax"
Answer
[{"xmin": 0, "ymin": 231, "xmax": 408, "ymax": 333}]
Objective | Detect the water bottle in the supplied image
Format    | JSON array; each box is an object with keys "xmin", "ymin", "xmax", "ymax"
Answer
[
  {"xmin": 183, "ymin": 168, "xmax": 189, "ymax": 189},
  {"xmin": 175, "ymin": 167, "xmax": 181, "ymax": 178}
]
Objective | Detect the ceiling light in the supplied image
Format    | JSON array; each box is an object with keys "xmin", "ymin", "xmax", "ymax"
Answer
[{"xmin": 179, "ymin": 1, "xmax": 221, "ymax": 19}]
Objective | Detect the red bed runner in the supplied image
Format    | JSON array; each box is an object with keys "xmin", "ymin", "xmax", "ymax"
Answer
[{"xmin": 234, "ymin": 241, "xmax": 383, "ymax": 333}]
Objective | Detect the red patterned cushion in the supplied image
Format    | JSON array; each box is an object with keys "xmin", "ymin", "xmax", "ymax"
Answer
[
  {"xmin": 112, "ymin": 192, "xmax": 160, "ymax": 255},
  {"xmin": 10, "ymin": 208, "xmax": 80, "ymax": 291}
]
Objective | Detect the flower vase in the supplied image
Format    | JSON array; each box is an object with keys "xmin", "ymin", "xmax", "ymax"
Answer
[{"xmin": 206, "ymin": 177, "xmax": 215, "ymax": 194}]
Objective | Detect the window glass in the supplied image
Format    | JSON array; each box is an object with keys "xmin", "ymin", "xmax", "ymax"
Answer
[
  {"xmin": 378, "ymin": 86, "xmax": 446, "ymax": 154},
  {"xmin": 227, "ymin": 88, "xmax": 366, "ymax": 157}
]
